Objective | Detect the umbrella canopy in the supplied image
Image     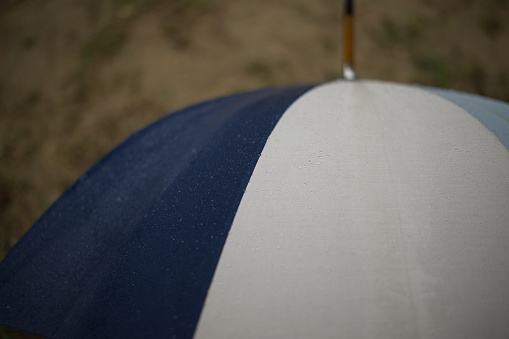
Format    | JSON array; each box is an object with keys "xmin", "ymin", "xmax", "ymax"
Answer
[{"xmin": 1, "ymin": 80, "xmax": 509, "ymax": 338}]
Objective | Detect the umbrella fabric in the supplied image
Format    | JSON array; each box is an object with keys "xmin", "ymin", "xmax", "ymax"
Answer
[
  {"xmin": 423, "ymin": 87, "xmax": 509, "ymax": 150},
  {"xmin": 0, "ymin": 85, "xmax": 313, "ymax": 338},
  {"xmin": 1, "ymin": 80, "xmax": 509, "ymax": 338}
]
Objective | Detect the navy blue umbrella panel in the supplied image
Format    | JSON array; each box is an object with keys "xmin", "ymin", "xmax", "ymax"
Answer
[{"xmin": 0, "ymin": 85, "xmax": 313, "ymax": 338}]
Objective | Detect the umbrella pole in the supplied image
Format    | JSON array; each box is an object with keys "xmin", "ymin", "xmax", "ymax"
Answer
[{"xmin": 342, "ymin": 0, "xmax": 356, "ymax": 80}]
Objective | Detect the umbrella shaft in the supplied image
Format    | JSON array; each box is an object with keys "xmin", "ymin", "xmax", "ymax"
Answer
[{"xmin": 342, "ymin": 0, "xmax": 356, "ymax": 80}]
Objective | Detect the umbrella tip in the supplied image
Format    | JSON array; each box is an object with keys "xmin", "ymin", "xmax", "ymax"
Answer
[
  {"xmin": 342, "ymin": 64, "xmax": 356, "ymax": 80},
  {"xmin": 342, "ymin": 0, "xmax": 356, "ymax": 80}
]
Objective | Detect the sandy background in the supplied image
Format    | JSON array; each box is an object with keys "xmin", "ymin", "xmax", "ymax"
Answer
[{"xmin": 1, "ymin": 0, "xmax": 508, "ymax": 263}]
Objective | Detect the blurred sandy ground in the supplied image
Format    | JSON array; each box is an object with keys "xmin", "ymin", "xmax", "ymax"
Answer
[{"xmin": 0, "ymin": 0, "xmax": 508, "ymax": 261}]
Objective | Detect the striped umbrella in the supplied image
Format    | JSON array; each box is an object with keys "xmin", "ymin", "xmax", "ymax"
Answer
[{"xmin": 1, "ymin": 2, "xmax": 509, "ymax": 339}]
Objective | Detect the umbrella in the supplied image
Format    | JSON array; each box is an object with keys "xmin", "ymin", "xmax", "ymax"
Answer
[{"xmin": 2, "ymin": 1, "xmax": 509, "ymax": 338}]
